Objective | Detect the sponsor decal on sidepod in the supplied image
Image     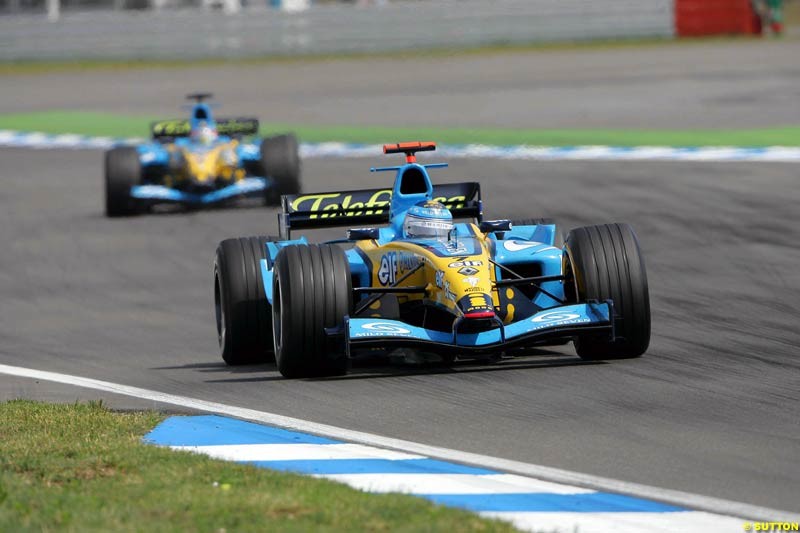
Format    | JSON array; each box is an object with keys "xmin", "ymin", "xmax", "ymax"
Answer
[
  {"xmin": 448, "ymin": 260, "xmax": 483, "ymax": 268},
  {"xmin": 503, "ymin": 240, "xmax": 540, "ymax": 252},
  {"xmin": 531, "ymin": 310, "xmax": 590, "ymax": 328},
  {"xmin": 463, "ymin": 276, "xmax": 480, "ymax": 288},
  {"xmin": 378, "ymin": 251, "xmax": 420, "ymax": 286},
  {"xmin": 354, "ymin": 322, "xmax": 413, "ymax": 338}
]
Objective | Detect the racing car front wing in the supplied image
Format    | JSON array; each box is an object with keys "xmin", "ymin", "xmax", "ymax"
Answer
[
  {"xmin": 344, "ymin": 302, "xmax": 613, "ymax": 356},
  {"xmin": 130, "ymin": 177, "xmax": 268, "ymax": 205}
]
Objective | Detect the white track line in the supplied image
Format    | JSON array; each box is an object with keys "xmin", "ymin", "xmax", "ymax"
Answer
[
  {"xmin": 1, "ymin": 362, "xmax": 797, "ymax": 522},
  {"xmin": 311, "ymin": 473, "xmax": 594, "ymax": 495},
  {"xmin": 485, "ymin": 511, "xmax": 744, "ymax": 533},
  {"xmin": 171, "ymin": 443, "xmax": 423, "ymax": 461}
]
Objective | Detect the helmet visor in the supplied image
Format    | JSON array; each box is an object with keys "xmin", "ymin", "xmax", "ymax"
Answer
[{"xmin": 404, "ymin": 216, "xmax": 453, "ymax": 240}]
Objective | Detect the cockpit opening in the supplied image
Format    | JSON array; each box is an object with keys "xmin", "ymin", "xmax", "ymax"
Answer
[{"xmin": 399, "ymin": 166, "xmax": 428, "ymax": 195}]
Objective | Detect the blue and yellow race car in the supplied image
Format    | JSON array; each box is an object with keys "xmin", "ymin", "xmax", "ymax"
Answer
[
  {"xmin": 213, "ymin": 142, "xmax": 650, "ymax": 378},
  {"xmin": 104, "ymin": 93, "xmax": 301, "ymax": 216}
]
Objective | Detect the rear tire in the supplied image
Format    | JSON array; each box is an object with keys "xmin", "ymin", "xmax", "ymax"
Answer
[
  {"xmin": 214, "ymin": 236, "xmax": 276, "ymax": 365},
  {"xmin": 260, "ymin": 134, "xmax": 301, "ymax": 205},
  {"xmin": 564, "ymin": 223, "xmax": 650, "ymax": 360},
  {"xmin": 105, "ymin": 147, "xmax": 142, "ymax": 217},
  {"xmin": 272, "ymin": 244, "xmax": 352, "ymax": 378}
]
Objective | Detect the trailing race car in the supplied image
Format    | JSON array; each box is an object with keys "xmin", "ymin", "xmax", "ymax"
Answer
[
  {"xmin": 213, "ymin": 142, "xmax": 650, "ymax": 378},
  {"xmin": 104, "ymin": 93, "xmax": 301, "ymax": 216}
]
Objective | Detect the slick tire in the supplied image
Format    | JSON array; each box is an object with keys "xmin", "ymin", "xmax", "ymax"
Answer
[
  {"xmin": 214, "ymin": 236, "xmax": 276, "ymax": 365},
  {"xmin": 564, "ymin": 223, "xmax": 650, "ymax": 360},
  {"xmin": 272, "ymin": 244, "xmax": 352, "ymax": 378},
  {"xmin": 260, "ymin": 134, "xmax": 301, "ymax": 205},
  {"xmin": 105, "ymin": 147, "xmax": 142, "ymax": 217}
]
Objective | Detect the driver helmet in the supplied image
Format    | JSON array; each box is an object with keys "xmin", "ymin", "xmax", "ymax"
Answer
[
  {"xmin": 191, "ymin": 120, "xmax": 218, "ymax": 146},
  {"xmin": 403, "ymin": 200, "xmax": 454, "ymax": 240}
]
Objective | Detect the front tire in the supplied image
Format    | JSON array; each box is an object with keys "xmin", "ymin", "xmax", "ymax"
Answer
[
  {"xmin": 564, "ymin": 223, "xmax": 650, "ymax": 360},
  {"xmin": 272, "ymin": 244, "xmax": 352, "ymax": 378},
  {"xmin": 214, "ymin": 236, "xmax": 275, "ymax": 365},
  {"xmin": 105, "ymin": 147, "xmax": 142, "ymax": 217},
  {"xmin": 260, "ymin": 134, "xmax": 301, "ymax": 205}
]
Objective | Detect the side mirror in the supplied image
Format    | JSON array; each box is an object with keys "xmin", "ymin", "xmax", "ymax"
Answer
[
  {"xmin": 347, "ymin": 227, "xmax": 380, "ymax": 241},
  {"xmin": 479, "ymin": 220, "xmax": 512, "ymax": 234}
]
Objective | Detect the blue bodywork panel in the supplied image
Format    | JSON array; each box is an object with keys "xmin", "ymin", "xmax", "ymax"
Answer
[
  {"xmin": 491, "ymin": 236, "xmax": 563, "ymax": 308},
  {"xmin": 131, "ymin": 177, "xmax": 268, "ymax": 204}
]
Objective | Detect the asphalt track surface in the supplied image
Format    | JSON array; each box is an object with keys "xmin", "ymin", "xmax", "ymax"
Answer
[{"xmin": 1, "ymin": 40, "xmax": 799, "ymax": 514}]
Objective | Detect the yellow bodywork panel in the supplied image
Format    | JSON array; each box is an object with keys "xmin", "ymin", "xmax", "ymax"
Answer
[
  {"xmin": 355, "ymin": 225, "xmax": 501, "ymax": 318},
  {"xmin": 172, "ymin": 141, "xmax": 242, "ymax": 184}
]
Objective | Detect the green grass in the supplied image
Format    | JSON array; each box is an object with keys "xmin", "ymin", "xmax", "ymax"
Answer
[
  {"xmin": 0, "ymin": 400, "xmax": 517, "ymax": 532},
  {"xmin": 1, "ymin": 110, "xmax": 799, "ymax": 147}
]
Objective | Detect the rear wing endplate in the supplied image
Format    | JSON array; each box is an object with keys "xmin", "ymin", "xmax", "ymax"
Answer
[
  {"xmin": 150, "ymin": 117, "xmax": 259, "ymax": 140},
  {"xmin": 279, "ymin": 182, "xmax": 482, "ymax": 239}
]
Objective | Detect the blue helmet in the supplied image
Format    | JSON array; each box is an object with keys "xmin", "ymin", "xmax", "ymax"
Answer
[{"xmin": 403, "ymin": 200, "xmax": 453, "ymax": 240}]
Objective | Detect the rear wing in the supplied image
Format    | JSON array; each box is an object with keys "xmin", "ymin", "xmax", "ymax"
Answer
[
  {"xmin": 279, "ymin": 182, "xmax": 482, "ymax": 239},
  {"xmin": 150, "ymin": 117, "xmax": 259, "ymax": 140}
]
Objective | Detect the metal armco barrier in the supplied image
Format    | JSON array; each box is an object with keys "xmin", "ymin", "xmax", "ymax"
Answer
[{"xmin": 0, "ymin": 0, "xmax": 673, "ymax": 61}]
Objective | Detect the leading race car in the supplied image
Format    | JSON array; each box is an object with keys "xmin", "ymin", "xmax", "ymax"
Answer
[
  {"xmin": 213, "ymin": 142, "xmax": 650, "ymax": 378},
  {"xmin": 104, "ymin": 93, "xmax": 301, "ymax": 216}
]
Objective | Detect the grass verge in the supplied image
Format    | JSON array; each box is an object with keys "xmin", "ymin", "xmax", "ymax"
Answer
[
  {"xmin": 0, "ymin": 400, "xmax": 517, "ymax": 532},
  {"xmin": 1, "ymin": 110, "xmax": 799, "ymax": 147}
]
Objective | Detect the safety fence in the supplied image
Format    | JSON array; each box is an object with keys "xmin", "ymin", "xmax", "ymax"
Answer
[{"xmin": 0, "ymin": 0, "xmax": 674, "ymax": 61}]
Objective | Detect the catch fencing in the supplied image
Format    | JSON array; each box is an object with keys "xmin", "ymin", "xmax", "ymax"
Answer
[{"xmin": 0, "ymin": 0, "xmax": 674, "ymax": 61}]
